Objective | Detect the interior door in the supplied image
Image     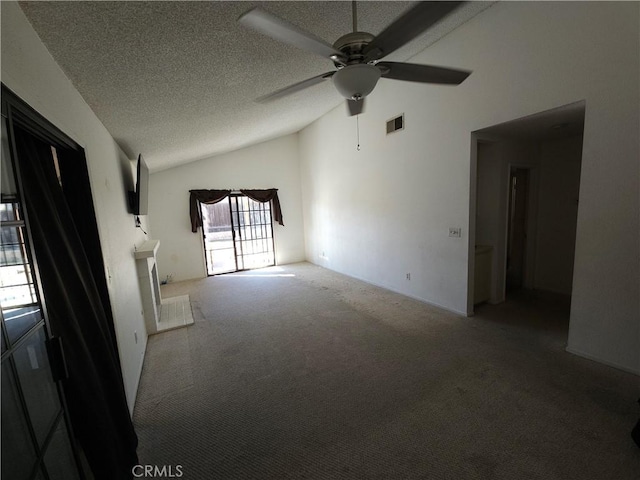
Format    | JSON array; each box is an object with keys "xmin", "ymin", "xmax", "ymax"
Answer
[
  {"xmin": 506, "ymin": 168, "xmax": 529, "ymax": 291},
  {"xmin": 1, "ymin": 115, "xmax": 82, "ymax": 480},
  {"xmin": 2, "ymin": 85, "xmax": 139, "ymax": 480}
]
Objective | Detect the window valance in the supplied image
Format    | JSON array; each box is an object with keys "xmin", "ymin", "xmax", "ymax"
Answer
[{"xmin": 189, "ymin": 188, "xmax": 284, "ymax": 233}]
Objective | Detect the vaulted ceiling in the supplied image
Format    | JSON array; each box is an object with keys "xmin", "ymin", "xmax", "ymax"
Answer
[{"xmin": 19, "ymin": 1, "xmax": 493, "ymax": 172}]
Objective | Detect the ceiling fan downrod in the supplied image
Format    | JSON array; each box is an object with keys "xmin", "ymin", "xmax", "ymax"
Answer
[{"xmin": 352, "ymin": 1, "xmax": 358, "ymax": 33}]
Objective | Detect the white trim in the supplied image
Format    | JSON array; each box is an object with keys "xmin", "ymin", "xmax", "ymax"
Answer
[
  {"xmin": 317, "ymin": 265, "xmax": 468, "ymax": 317},
  {"xmin": 130, "ymin": 336, "xmax": 148, "ymax": 416},
  {"xmin": 566, "ymin": 346, "xmax": 640, "ymax": 376}
]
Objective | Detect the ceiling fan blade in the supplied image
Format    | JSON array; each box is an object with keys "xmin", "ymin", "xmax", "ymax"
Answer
[
  {"xmin": 377, "ymin": 62, "xmax": 471, "ymax": 85},
  {"xmin": 239, "ymin": 8, "xmax": 345, "ymax": 60},
  {"xmin": 256, "ymin": 72, "xmax": 335, "ymax": 103},
  {"xmin": 364, "ymin": 1, "xmax": 465, "ymax": 61},
  {"xmin": 347, "ymin": 98, "xmax": 365, "ymax": 116}
]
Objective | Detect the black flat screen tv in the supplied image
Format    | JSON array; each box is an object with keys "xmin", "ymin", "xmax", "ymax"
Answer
[{"xmin": 128, "ymin": 154, "xmax": 149, "ymax": 215}]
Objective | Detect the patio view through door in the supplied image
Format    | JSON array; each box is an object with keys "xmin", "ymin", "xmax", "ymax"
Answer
[{"xmin": 201, "ymin": 194, "xmax": 275, "ymax": 275}]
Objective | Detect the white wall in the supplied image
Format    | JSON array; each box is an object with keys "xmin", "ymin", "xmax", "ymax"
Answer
[
  {"xmin": 475, "ymin": 142, "xmax": 503, "ymax": 302},
  {"xmin": 2, "ymin": 2, "xmax": 149, "ymax": 412},
  {"xmin": 149, "ymin": 134, "xmax": 305, "ymax": 282},
  {"xmin": 534, "ymin": 135, "xmax": 582, "ymax": 295},
  {"xmin": 299, "ymin": 2, "xmax": 639, "ymax": 373}
]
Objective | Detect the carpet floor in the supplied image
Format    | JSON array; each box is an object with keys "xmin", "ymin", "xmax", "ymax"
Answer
[{"xmin": 133, "ymin": 262, "xmax": 639, "ymax": 479}]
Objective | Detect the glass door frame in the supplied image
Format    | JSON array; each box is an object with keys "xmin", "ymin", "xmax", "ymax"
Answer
[
  {"xmin": 2, "ymin": 85, "xmax": 87, "ymax": 480},
  {"xmin": 200, "ymin": 197, "xmax": 239, "ymax": 275},
  {"xmin": 200, "ymin": 193, "xmax": 276, "ymax": 276}
]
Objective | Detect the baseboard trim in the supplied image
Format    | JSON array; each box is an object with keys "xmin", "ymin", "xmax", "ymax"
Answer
[
  {"xmin": 129, "ymin": 335, "xmax": 149, "ymax": 416},
  {"xmin": 565, "ymin": 346, "xmax": 640, "ymax": 376},
  {"xmin": 312, "ymin": 262, "xmax": 467, "ymax": 317}
]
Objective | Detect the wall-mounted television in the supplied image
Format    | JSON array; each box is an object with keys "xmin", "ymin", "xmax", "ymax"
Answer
[{"xmin": 128, "ymin": 154, "xmax": 149, "ymax": 215}]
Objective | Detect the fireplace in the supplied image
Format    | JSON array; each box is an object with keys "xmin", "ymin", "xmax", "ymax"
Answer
[
  {"xmin": 134, "ymin": 239, "xmax": 194, "ymax": 335},
  {"xmin": 134, "ymin": 239, "xmax": 162, "ymax": 334}
]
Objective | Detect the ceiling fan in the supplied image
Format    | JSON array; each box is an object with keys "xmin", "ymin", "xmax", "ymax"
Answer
[{"xmin": 238, "ymin": 1, "xmax": 472, "ymax": 116}]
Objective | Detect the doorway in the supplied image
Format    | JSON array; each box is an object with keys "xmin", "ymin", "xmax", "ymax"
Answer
[
  {"xmin": 506, "ymin": 167, "xmax": 530, "ymax": 292},
  {"xmin": 470, "ymin": 100, "xmax": 585, "ymax": 341},
  {"xmin": 201, "ymin": 194, "xmax": 276, "ymax": 275},
  {"xmin": 2, "ymin": 94, "xmax": 84, "ymax": 479}
]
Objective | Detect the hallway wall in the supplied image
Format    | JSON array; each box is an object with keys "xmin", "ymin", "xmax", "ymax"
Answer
[
  {"xmin": 534, "ymin": 136, "xmax": 583, "ymax": 295},
  {"xmin": 299, "ymin": 1, "xmax": 639, "ymax": 373}
]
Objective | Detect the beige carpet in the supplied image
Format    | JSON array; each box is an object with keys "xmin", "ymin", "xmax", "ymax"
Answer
[{"xmin": 133, "ymin": 263, "xmax": 639, "ymax": 479}]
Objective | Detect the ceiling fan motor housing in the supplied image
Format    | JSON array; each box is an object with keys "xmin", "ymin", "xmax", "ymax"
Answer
[
  {"xmin": 332, "ymin": 32, "xmax": 380, "ymax": 100},
  {"xmin": 333, "ymin": 31, "xmax": 375, "ymax": 65}
]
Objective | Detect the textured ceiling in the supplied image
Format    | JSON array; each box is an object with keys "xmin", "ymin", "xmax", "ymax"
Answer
[{"xmin": 19, "ymin": 1, "xmax": 493, "ymax": 172}]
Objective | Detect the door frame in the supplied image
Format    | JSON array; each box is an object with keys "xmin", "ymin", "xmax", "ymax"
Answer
[
  {"xmin": 469, "ymin": 102, "xmax": 585, "ymax": 315},
  {"xmin": 504, "ymin": 163, "xmax": 538, "ymax": 295},
  {"xmin": 468, "ymin": 135, "xmax": 540, "ymax": 314},
  {"xmin": 2, "ymin": 85, "xmax": 89, "ymax": 478},
  {"xmin": 200, "ymin": 196, "xmax": 239, "ymax": 275}
]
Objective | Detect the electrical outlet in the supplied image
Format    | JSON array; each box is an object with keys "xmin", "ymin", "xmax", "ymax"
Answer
[
  {"xmin": 448, "ymin": 227, "xmax": 462, "ymax": 238},
  {"xmin": 406, "ymin": 273, "xmax": 411, "ymax": 280}
]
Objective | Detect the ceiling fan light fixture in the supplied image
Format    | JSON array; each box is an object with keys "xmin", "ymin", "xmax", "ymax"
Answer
[{"xmin": 332, "ymin": 64, "xmax": 381, "ymax": 100}]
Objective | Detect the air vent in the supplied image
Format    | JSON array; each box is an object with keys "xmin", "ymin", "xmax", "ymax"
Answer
[{"xmin": 386, "ymin": 114, "xmax": 404, "ymax": 134}]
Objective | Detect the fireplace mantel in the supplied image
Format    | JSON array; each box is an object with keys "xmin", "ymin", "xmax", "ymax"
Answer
[{"xmin": 134, "ymin": 239, "xmax": 160, "ymax": 259}]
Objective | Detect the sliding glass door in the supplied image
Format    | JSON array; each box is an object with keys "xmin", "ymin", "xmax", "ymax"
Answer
[
  {"xmin": 201, "ymin": 199, "xmax": 236, "ymax": 274},
  {"xmin": 201, "ymin": 194, "xmax": 275, "ymax": 275}
]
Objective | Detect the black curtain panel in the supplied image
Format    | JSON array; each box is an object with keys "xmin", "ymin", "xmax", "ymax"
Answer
[
  {"xmin": 13, "ymin": 126, "xmax": 138, "ymax": 479},
  {"xmin": 189, "ymin": 188, "xmax": 284, "ymax": 233},
  {"xmin": 240, "ymin": 189, "xmax": 284, "ymax": 226},
  {"xmin": 189, "ymin": 189, "xmax": 231, "ymax": 232}
]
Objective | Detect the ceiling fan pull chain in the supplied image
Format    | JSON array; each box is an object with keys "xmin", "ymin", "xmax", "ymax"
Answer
[{"xmin": 356, "ymin": 114, "xmax": 361, "ymax": 151}]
